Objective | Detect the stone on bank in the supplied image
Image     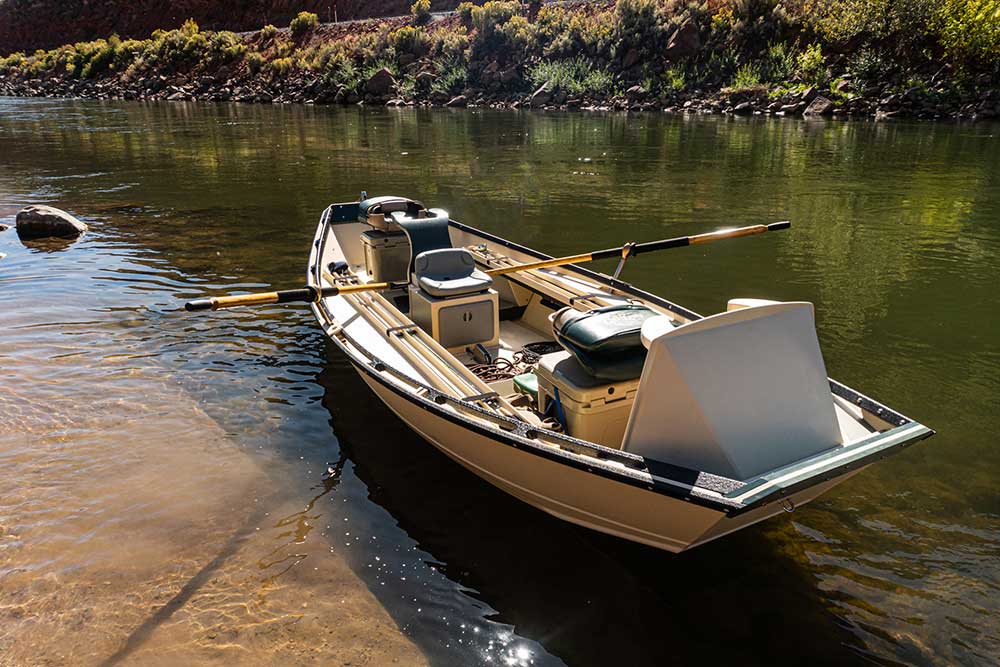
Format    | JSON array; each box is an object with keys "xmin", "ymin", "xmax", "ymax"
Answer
[{"xmin": 16, "ymin": 205, "xmax": 88, "ymax": 239}]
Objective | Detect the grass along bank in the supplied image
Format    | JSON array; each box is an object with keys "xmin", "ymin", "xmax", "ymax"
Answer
[{"xmin": 1, "ymin": 1, "xmax": 999, "ymax": 120}]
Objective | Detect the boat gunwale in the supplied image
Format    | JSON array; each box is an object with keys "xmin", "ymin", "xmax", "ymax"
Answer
[{"xmin": 309, "ymin": 202, "xmax": 934, "ymax": 517}]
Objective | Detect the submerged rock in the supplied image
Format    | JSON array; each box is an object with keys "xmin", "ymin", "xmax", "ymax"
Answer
[{"xmin": 15, "ymin": 205, "xmax": 87, "ymax": 239}]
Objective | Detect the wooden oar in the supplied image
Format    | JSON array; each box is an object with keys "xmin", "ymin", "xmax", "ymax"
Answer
[
  {"xmin": 184, "ymin": 221, "xmax": 790, "ymax": 311},
  {"xmin": 485, "ymin": 220, "xmax": 791, "ymax": 277},
  {"xmin": 184, "ymin": 282, "xmax": 404, "ymax": 311}
]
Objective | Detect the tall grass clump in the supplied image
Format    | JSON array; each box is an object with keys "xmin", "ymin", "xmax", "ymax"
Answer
[
  {"xmin": 730, "ymin": 62, "xmax": 761, "ymax": 89},
  {"xmin": 431, "ymin": 60, "xmax": 469, "ymax": 95},
  {"xmin": 529, "ymin": 57, "xmax": 614, "ymax": 96}
]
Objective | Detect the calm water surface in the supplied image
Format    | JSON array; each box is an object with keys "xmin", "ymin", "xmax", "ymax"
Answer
[{"xmin": 1, "ymin": 98, "xmax": 998, "ymax": 666}]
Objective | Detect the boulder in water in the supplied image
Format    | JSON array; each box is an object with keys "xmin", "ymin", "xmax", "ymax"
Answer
[{"xmin": 15, "ymin": 205, "xmax": 88, "ymax": 239}]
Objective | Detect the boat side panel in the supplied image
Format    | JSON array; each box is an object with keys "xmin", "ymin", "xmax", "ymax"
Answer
[
  {"xmin": 357, "ymin": 367, "xmax": 864, "ymax": 553},
  {"xmin": 358, "ymin": 370, "xmax": 729, "ymax": 552}
]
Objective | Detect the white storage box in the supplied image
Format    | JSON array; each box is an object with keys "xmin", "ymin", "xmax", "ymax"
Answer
[
  {"xmin": 409, "ymin": 285, "xmax": 499, "ymax": 351},
  {"xmin": 361, "ymin": 230, "xmax": 410, "ymax": 283},
  {"xmin": 536, "ymin": 351, "xmax": 639, "ymax": 449}
]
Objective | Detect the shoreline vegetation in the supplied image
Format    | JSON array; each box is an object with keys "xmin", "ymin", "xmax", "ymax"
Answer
[{"xmin": 1, "ymin": 0, "xmax": 999, "ymax": 121}]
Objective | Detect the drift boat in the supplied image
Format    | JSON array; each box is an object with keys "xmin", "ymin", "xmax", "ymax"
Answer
[{"xmin": 187, "ymin": 196, "xmax": 934, "ymax": 553}]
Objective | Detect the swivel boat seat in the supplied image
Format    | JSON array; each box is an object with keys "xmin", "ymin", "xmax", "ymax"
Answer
[
  {"xmin": 358, "ymin": 196, "xmax": 427, "ymax": 282},
  {"xmin": 390, "ymin": 208, "xmax": 499, "ymax": 353}
]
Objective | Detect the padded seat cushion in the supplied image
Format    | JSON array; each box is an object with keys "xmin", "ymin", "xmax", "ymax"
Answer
[
  {"xmin": 414, "ymin": 248, "xmax": 493, "ymax": 298},
  {"xmin": 552, "ymin": 304, "xmax": 666, "ymax": 381}
]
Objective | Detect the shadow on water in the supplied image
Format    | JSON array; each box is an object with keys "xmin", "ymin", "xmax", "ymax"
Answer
[
  {"xmin": 316, "ymin": 345, "xmax": 882, "ymax": 667},
  {"xmin": 16, "ymin": 233, "xmax": 82, "ymax": 253}
]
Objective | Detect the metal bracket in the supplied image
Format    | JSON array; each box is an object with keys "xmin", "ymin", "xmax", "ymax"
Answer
[
  {"xmin": 385, "ymin": 324, "xmax": 418, "ymax": 336},
  {"xmin": 612, "ymin": 241, "xmax": 637, "ymax": 280},
  {"xmin": 568, "ymin": 292, "xmax": 631, "ymax": 306}
]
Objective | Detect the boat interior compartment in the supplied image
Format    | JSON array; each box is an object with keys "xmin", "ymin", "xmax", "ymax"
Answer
[{"xmin": 318, "ymin": 196, "xmax": 916, "ymax": 482}]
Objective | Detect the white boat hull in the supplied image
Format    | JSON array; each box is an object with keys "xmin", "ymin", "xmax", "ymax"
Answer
[{"xmin": 358, "ymin": 367, "xmax": 861, "ymax": 553}]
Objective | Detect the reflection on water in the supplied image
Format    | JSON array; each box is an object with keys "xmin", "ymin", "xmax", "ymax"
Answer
[{"xmin": 1, "ymin": 97, "xmax": 998, "ymax": 666}]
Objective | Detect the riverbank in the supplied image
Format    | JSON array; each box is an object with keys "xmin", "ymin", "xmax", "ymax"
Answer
[{"xmin": 1, "ymin": 2, "xmax": 999, "ymax": 121}]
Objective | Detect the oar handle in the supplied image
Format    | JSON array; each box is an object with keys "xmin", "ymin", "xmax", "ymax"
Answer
[
  {"xmin": 184, "ymin": 288, "xmax": 314, "ymax": 311},
  {"xmin": 184, "ymin": 281, "xmax": 400, "ymax": 312}
]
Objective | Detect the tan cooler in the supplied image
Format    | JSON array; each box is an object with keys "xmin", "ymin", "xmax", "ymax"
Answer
[
  {"xmin": 361, "ymin": 230, "xmax": 410, "ymax": 282},
  {"xmin": 535, "ymin": 351, "xmax": 639, "ymax": 449}
]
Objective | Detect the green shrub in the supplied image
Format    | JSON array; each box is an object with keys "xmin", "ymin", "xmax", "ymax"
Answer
[
  {"xmin": 457, "ymin": 2, "xmax": 476, "ymax": 28},
  {"xmin": 497, "ymin": 15, "xmax": 536, "ymax": 58},
  {"xmin": 936, "ymin": 0, "xmax": 1000, "ymax": 66},
  {"xmin": 661, "ymin": 64, "xmax": 686, "ymax": 92},
  {"xmin": 796, "ymin": 42, "xmax": 825, "ymax": 84},
  {"xmin": 536, "ymin": 6, "xmax": 613, "ymax": 59},
  {"xmin": 760, "ymin": 42, "xmax": 795, "ymax": 82},
  {"xmin": 471, "ymin": 1, "xmax": 520, "ymax": 39},
  {"xmin": 116, "ymin": 38, "xmax": 145, "ymax": 67},
  {"xmin": 467, "ymin": 1, "xmax": 533, "ymax": 60},
  {"xmin": 320, "ymin": 51, "xmax": 359, "ymax": 88},
  {"xmin": 205, "ymin": 31, "xmax": 245, "ymax": 66},
  {"xmin": 81, "ymin": 36, "xmax": 119, "ymax": 78},
  {"xmin": 431, "ymin": 60, "xmax": 468, "ymax": 94},
  {"xmin": 711, "ymin": 6, "xmax": 735, "ymax": 35},
  {"xmin": 848, "ymin": 47, "xmax": 893, "ymax": 88},
  {"xmin": 392, "ymin": 25, "xmax": 431, "ymax": 56},
  {"xmin": 246, "ymin": 51, "xmax": 264, "ymax": 73},
  {"xmin": 261, "ymin": 24, "xmax": 279, "ymax": 41},
  {"xmin": 731, "ymin": 61, "xmax": 761, "ymax": 88},
  {"xmin": 529, "ymin": 57, "xmax": 614, "ymax": 96},
  {"xmin": 0, "ymin": 52, "xmax": 26, "ymax": 73},
  {"xmin": 290, "ymin": 11, "xmax": 319, "ymax": 40},
  {"xmin": 268, "ymin": 56, "xmax": 296, "ymax": 75},
  {"xmin": 430, "ymin": 25, "xmax": 470, "ymax": 59},
  {"xmin": 806, "ymin": 0, "xmax": 936, "ymax": 50},
  {"xmin": 411, "ymin": 0, "xmax": 432, "ymax": 25},
  {"xmin": 612, "ymin": 0, "xmax": 709, "ymax": 66}
]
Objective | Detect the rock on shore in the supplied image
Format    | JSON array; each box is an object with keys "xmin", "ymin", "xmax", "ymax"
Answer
[{"xmin": 16, "ymin": 205, "xmax": 88, "ymax": 239}]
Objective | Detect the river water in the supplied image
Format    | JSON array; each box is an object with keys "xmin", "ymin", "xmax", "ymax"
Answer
[{"xmin": 1, "ymin": 98, "xmax": 997, "ymax": 666}]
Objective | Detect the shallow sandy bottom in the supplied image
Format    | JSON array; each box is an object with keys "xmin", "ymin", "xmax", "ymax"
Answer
[{"xmin": 0, "ymin": 353, "xmax": 425, "ymax": 666}]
